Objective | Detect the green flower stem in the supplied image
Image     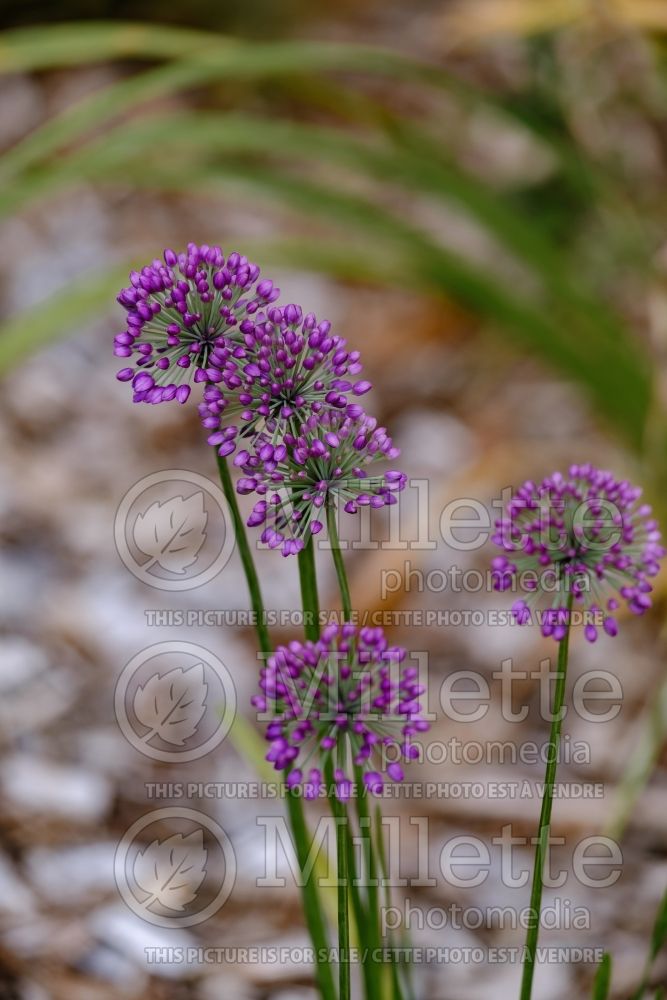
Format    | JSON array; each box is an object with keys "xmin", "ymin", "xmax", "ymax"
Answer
[
  {"xmin": 325, "ymin": 758, "xmax": 351, "ymax": 1000},
  {"xmin": 347, "ymin": 827, "xmax": 373, "ymax": 1000},
  {"xmin": 354, "ymin": 765, "xmax": 382, "ymax": 1000},
  {"xmin": 298, "ymin": 534, "xmax": 321, "ymax": 642},
  {"xmin": 326, "ymin": 502, "xmax": 388, "ymax": 1000},
  {"xmin": 374, "ymin": 805, "xmax": 404, "ymax": 1000},
  {"xmin": 215, "ymin": 452, "xmax": 270, "ymax": 655},
  {"xmin": 327, "ymin": 502, "xmax": 352, "ymax": 621},
  {"xmin": 286, "ymin": 789, "xmax": 338, "ymax": 1000},
  {"xmin": 519, "ymin": 591, "xmax": 574, "ymax": 1000},
  {"xmin": 300, "ymin": 537, "xmax": 353, "ymax": 999},
  {"xmin": 336, "ymin": 794, "xmax": 351, "ymax": 1000},
  {"xmin": 214, "ymin": 456, "xmax": 334, "ymax": 1000},
  {"xmin": 296, "ymin": 536, "xmax": 350, "ymax": 999}
]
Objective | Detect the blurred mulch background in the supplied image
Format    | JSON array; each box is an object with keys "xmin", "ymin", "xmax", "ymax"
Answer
[{"xmin": 1, "ymin": 1, "xmax": 667, "ymax": 998}]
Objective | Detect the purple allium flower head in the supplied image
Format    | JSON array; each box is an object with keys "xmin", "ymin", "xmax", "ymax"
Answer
[
  {"xmin": 236, "ymin": 410, "xmax": 407, "ymax": 556},
  {"xmin": 491, "ymin": 464, "xmax": 664, "ymax": 641},
  {"xmin": 114, "ymin": 244, "xmax": 279, "ymax": 404},
  {"xmin": 251, "ymin": 624, "xmax": 429, "ymax": 798},
  {"xmin": 198, "ymin": 304, "xmax": 370, "ymax": 456}
]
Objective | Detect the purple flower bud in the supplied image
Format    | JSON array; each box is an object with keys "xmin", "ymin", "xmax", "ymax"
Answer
[
  {"xmin": 133, "ymin": 373, "xmax": 154, "ymax": 392},
  {"xmin": 353, "ymin": 380, "xmax": 372, "ymax": 395}
]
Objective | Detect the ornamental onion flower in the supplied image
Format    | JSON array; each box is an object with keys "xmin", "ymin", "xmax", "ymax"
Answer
[
  {"xmin": 198, "ymin": 303, "xmax": 371, "ymax": 456},
  {"xmin": 236, "ymin": 410, "xmax": 407, "ymax": 556},
  {"xmin": 251, "ymin": 624, "xmax": 429, "ymax": 798},
  {"xmin": 114, "ymin": 244, "xmax": 279, "ymax": 404},
  {"xmin": 491, "ymin": 464, "xmax": 664, "ymax": 641}
]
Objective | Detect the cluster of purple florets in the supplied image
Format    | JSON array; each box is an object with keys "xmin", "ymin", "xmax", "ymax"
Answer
[
  {"xmin": 200, "ymin": 303, "xmax": 369, "ymax": 440},
  {"xmin": 491, "ymin": 465, "xmax": 664, "ymax": 642},
  {"xmin": 251, "ymin": 624, "xmax": 429, "ymax": 798},
  {"xmin": 116, "ymin": 245, "xmax": 405, "ymax": 555},
  {"xmin": 115, "ymin": 244, "xmax": 279, "ymax": 404},
  {"xmin": 236, "ymin": 411, "xmax": 406, "ymax": 555}
]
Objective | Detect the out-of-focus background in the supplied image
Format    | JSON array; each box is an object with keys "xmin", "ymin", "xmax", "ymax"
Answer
[{"xmin": 1, "ymin": 2, "xmax": 667, "ymax": 998}]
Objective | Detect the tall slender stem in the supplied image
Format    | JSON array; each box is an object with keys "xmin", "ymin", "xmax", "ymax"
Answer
[
  {"xmin": 336, "ymin": 791, "xmax": 351, "ymax": 1000},
  {"xmin": 325, "ymin": 759, "xmax": 351, "ymax": 1000},
  {"xmin": 214, "ymin": 455, "xmax": 334, "ymax": 1000},
  {"xmin": 298, "ymin": 534, "xmax": 321, "ymax": 642},
  {"xmin": 215, "ymin": 452, "xmax": 270, "ymax": 654},
  {"xmin": 319, "ymin": 515, "xmax": 377, "ymax": 995},
  {"xmin": 300, "ymin": 537, "xmax": 352, "ymax": 999},
  {"xmin": 286, "ymin": 790, "xmax": 337, "ymax": 1000},
  {"xmin": 327, "ymin": 503, "xmax": 352, "ymax": 621},
  {"xmin": 327, "ymin": 502, "xmax": 391, "ymax": 1000},
  {"xmin": 374, "ymin": 805, "xmax": 404, "ymax": 1000},
  {"xmin": 519, "ymin": 592, "xmax": 574, "ymax": 1000},
  {"xmin": 355, "ymin": 765, "xmax": 381, "ymax": 1000}
]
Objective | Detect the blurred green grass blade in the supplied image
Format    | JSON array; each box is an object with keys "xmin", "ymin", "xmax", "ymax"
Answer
[
  {"xmin": 11, "ymin": 106, "xmax": 646, "ymax": 439},
  {"xmin": 605, "ymin": 676, "xmax": 667, "ymax": 839},
  {"xmin": 126, "ymin": 162, "xmax": 651, "ymax": 441},
  {"xmin": 217, "ymin": 170, "xmax": 650, "ymax": 440},
  {"xmin": 243, "ymin": 236, "xmax": 412, "ymax": 286},
  {"xmin": 650, "ymin": 890, "xmax": 667, "ymax": 961},
  {"xmin": 2, "ymin": 108, "xmax": 642, "ymax": 365},
  {"xmin": 592, "ymin": 953, "xmax": 612, "ymax": 1000},
  {"xmin": 206, "ymin": 115, "xmax": 642, "ymax": 360},
  {"xmin": 631, "ymin": 889, "xmax": 667, "ymax": 1000},
  {"xmin": 0, "ymin": 21, "xmax": 605, "ymax": 191},
  {"xmin": 0, "ymin": 115, "xmax": 651, "ymax": 442},
  {"xmin": 0, "ymin": 22, "xmax": 223, "ymax": 70},
  {"xmin": 0, "ymin": 20, "xmax": 505, "ymax": 86},
  {"xmin": 0, "ymin": 263, "xmax": 131, "ymax": 373},
  {"xmin": 229, "ymin": 711, "xmax": 274, "ymax": 783},
  {"xmin": 0, "ymin": 59, "xmax": 226, "ymax": 181},
  {"xmin": 0, "ymin": 62, "xmax": 393, "ymax": 183}
]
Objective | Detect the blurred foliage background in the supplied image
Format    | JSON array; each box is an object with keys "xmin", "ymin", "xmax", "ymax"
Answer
[
  {"xmin": 1, "ymin": 3, "xmax": 667, "ymax": 461},
  {"xmin": 1, "ymin": 3, "xmax": 667, "ymax": 999}
]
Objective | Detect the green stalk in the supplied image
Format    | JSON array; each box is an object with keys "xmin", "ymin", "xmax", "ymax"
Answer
[
  {"xmin": 519, "ymin": 592, "xmax": 574, "ymax": 1000},
  {"xmin": 347, "ymin": 827, "xmax": 374, "ymax": 1000},
  {"xmin": 374, "ymin": 805, "xmax": 404, "ymax": 1000},
  {"xmin": 300, "ymin": 536, "xmax": 353, "ymax": 998},
  {"xmin": 327, "ymin": 502, "xmax": 352, "ymax": 620},
  {"xmin": 298, "ymin": 534, "xmax": 321, "ymax": 642},
  {"xmin": 215, "ymin": 452, "xmax": 270, "ymax": 655},
  {"xmin": 214, "ymin": 455, "xmax": 334, "ymax": 1000},
  {"xmin": 296, "ymin": 535, "xmax": 349, "ymax": 999},
  {"xmin": 325, "ymin": 759, "xmax": 351, "ymax": 1000},
  {"xmin": 313, "ymin": 514, "xmax": 372, "ymax": 993},
  {"xmin": 327, "ymin": 500, "xmax": 388, "ymax": 999},
  {"xmin": 286, "ymin": 789, "xmax": 337, "ymax": 1000},
  {"xmin": 355, "ymin": 766, "xmax": 382, "ymax": 1000},
  {"xmin": 336, "ymin": 793, "xmax": 351, "ymax": 1000}
]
